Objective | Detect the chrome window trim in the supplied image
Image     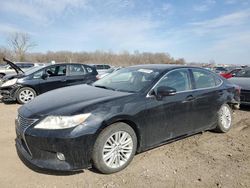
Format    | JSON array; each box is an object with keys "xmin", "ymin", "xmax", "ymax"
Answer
[{"xmin": 146, "ymin": 67, "xmax": 223, "ymax": 98}]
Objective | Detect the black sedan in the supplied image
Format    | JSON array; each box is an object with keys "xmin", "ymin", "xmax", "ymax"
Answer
[
  {"xmin": 15, "ymin": 65, "xmax": 240, "ymax": 174},
  {"xmin": 229, "ymin": 67, "xmax": 250, "ymax": 105},
  {"xmin": 0, "ymin": 59, "xmax": 97, "ymax": 104}
]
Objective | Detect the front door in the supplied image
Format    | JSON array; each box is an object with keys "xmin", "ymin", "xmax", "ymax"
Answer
[
  {"xmin": 144, "ymin": 68, "xmax": 195, "ymax": 147},
  {"xmin": 39, "ymin": 64, "xmax": 67, "ymax": 93}
]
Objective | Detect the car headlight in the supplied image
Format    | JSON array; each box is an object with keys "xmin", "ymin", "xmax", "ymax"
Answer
[
  {"xmin": 1, "ymin": 78, "xmax": 17, "ymax": 87},
  {"xmin": 34, "ymin": 113, "xmax": 91, "ymax": 130}
]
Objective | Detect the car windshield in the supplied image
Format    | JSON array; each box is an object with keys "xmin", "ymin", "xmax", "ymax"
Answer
[
  {"xmin": 235, "ymin": 68, "xmax": 250, "ymax": 77},
  {"xmin": 24, "ymin": 66, "xmax": 44, "ymax": 75},
  {"xmin": 93, "ymin": 67, "xmax": 161, "ymax": 93}
]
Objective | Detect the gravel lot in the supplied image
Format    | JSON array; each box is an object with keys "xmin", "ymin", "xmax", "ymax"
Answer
[{"xmin": 0, "ymin": 103, "xmax": 249, "ymax": 188}]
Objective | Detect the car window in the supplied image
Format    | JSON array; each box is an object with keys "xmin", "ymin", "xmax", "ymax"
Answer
[
  {"xmin": 104, "ymin": 65, "xmax": 111, "ymax": 69},
  {"xmin": 68, "ymin": 64, "xmax": 86, "ymax": 76},
  {"xmin": 192, "ymin": 69, "xmax": 219, "ymax": 89},
  {"xmin": 156, "ymin": 69, "xmax": 191, "ymax": 92},
  {"xmin": 96, "ymin": 65, "xmax": 104, "ymax": 69},
  {"xmin": 46, "ymin": 65, "xmax": 66, "ymax": 77},
  {"xmin": 235, "ymin": 69, "xmax": 250, "ymax": 77},
  {"xmin": 33, "ymin": 69, "xmax": 44, "ymax": 79},
  {"xmin": 94, "ymin": 68, "xmax": 160, "ymax": 93},
  {"xmin": 86, "ymin": 66, "xmax": 93, "ymax": 73}
]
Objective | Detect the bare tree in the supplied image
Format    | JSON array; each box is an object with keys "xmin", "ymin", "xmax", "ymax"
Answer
[{"xmin": 7, "ymin": 32, "xmax": 36, "ymax": 61}]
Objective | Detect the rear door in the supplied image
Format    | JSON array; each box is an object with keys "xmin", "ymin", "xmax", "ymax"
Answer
[
  {"xmin": 65, "ymin": 64, "xmax": 89, "ymax": 86},
  {"xmin": 190, "ymin": 68, "xmax": 223, "ymax": 131}
]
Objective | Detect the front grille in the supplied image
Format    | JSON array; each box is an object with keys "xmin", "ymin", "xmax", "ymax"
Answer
[
  {"xmin": 16, "ymin": 115, "xmax": 38, "ymax": 156},
  {"xmin": 17, "ymin": 115, "xmax": 38, "ymax": 133}
]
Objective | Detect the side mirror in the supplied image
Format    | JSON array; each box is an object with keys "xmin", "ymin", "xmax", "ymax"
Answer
[
  {"xmin": 41, "ymin": 73, "xmax": 48, "ymax": 79},
  {"xmin": 155, "ymin": 86, "xmax": 176, "ymax": 99}
]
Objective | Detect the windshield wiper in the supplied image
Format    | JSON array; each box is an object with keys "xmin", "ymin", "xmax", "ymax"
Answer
[{"xmin": 94, "ymin": 85, "xmax": 115, "ymax": 91}]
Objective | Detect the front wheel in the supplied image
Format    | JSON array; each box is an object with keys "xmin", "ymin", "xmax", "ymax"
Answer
[
  {"xmin": 92, "ymin": 123, "xmax": 137, "ymax": 174},
  {"xmin": 214, "ymin": 104, "xmax": 233, "ymax": 133},
  {"xmin": 16, "ymin": 87, "xmax": 37, "ymax": 104}
]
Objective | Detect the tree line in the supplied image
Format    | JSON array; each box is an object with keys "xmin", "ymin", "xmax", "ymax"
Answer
[{"xmin": 0, "ymin": 32, "xmax": 185, "ymax": 66}]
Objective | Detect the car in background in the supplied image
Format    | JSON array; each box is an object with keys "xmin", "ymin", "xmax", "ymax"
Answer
[
  {"xmin": 213, "ymin": 67, "xmax": 228, "ymax": 74},
  {"xmin": 15, "ymin": 65, "xmax": 240, "ymax": 174},
  {"xmin": 96, "ymin": 67, "xmax": 122, "ymax": 79},
  {"xmin": 0, "ymin": 59, "xmax": 44, "ymax": 78},
  {"xmin": 0, "ymin": 60, "xmax": 98, "ymax": 104},
  {"xmin": 220, "ymin": 68, "xmax": 242, "ymax": 79},
  {"xmin": 89, "ymin": 64, "xmax": 111, "ymax": 74},
  {"xmin": 229, "ymin": 67, "xmax": 250, "ymax": 105}
]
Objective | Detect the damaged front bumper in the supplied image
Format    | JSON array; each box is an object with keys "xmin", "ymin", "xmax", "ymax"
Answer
[{"xmin": 0, "ymin": 84, "xmax": 21, "ymax": 102}]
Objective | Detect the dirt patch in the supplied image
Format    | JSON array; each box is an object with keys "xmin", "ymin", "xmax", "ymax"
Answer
[{"xmin": 0, "ymin": 103, "xmax": 249, "ymax": 188}]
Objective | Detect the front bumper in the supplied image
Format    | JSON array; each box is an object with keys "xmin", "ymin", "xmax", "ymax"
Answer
[
  {"xmin": 0, "ymin": 85, "xmax": 20, "ymax": 101},
  {"xmin": 15, "ymin": 122, "xmax": 97, "ymax": 171}
]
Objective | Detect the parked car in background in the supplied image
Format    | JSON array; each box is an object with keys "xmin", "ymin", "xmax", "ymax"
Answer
[
  {"xmin": 0, "ymin": 60, "xmax": 98, "ymax": 104},
  {"xmin": 229, "ymin": 67, "xmax": 250, "ymax": 105},
  {"xmin": 213, "ymin": 67, "xmax": 228, "ymax": 74},
  {"xmin": 15, "ymin": 65, "xmax": 240, "ymax": 174},
  {"xmin": 0, "ymin": 59, "xmax": 44, "ymax": 78},
  {"xmin": 89, "ymin": 64, "xmax": 111, "ymax": 74},
  {"xmin": 96, "ymin": 67, "xmax": 122, "ymax": 79},
  {"xmin": 220, "ymin": 68, "xmax": 242, "ymax": 79}
]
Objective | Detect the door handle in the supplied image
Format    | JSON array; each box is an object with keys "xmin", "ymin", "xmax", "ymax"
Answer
[
  {"xmin": 61, "ymin": 79, "xmax": 67, "ymax": 82},
  {"xmin": 182, "ymin": 95, "xmax": 195, "ymax": 103}
]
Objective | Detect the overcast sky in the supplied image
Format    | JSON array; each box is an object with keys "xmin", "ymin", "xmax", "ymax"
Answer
[{"xmin": 0, "ymin": 0, "xmax": 250, "ymax": 64}]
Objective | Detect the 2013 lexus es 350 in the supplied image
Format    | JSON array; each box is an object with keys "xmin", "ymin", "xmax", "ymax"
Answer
[{"xmin": 15, "ymin": 65, "xmax": 240, "ymax": 174}]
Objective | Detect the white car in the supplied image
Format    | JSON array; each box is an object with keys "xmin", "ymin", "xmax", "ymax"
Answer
[
  {"xmin": 0, "ymin": 59, "xmax": 44, "ymax": 78},
  {"xmin": 89, "ymin": 64, "xmax": 111, "ymax": 74}
]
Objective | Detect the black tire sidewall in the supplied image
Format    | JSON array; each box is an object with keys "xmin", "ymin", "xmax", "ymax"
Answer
[
  {"xmin": 92, "ymin": 123, "xmax": 137, "ymax": 174},
  {"xmin": 16, "ymin": 87, "xmax": 36, "ymax": 104}
]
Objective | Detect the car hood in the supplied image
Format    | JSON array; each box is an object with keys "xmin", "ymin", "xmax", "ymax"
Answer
[
  {"xmin": 3, "ymin": 58, "xmax": 24, "ymax": 74},
  {"xmin": 3, "ymin": 73, "xmax": 25, "ymax": 81},
  {"xmin": 19, "ymin": 84, "xmax": 134, "ymax": 118},
  {"xmin": 228, "ymin": 77, "xmax": 250, "ymax": 90}
]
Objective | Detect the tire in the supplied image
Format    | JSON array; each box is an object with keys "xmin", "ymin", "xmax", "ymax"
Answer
[
  {"xmin": 16, "ymin": 87, "xmax": 37, "ymax": 104},
  {"xmin": 92, "ymin": 122, "xmax": 137, "ymax": 174},
  {"xmin": 214, "ymin": 104, "xmax": 233, "ymax": 133}
]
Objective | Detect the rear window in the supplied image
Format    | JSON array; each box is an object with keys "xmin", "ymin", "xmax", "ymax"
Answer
[
  {"xmin": 192, "ymin": 69, "xmax": 222, "ymax": 89},
  {"xmin": 68, "ymin": 64, "xmax": 86, "ymax": 76}
]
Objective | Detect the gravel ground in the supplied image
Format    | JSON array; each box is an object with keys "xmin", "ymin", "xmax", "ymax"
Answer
[{"xmin": 0, "ymin": 103, "xmax": 249, "ymax": 188}]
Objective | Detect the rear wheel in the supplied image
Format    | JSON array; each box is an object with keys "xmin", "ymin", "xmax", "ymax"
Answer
[
  {"xmin": 214, "ymin": 104, "xmax": 232, "ymax": 133},
  {"xmin": 92, "ymin": 123, "xmax": 137, "ymax": 174},
  {"xmin": 16, "ymin": 87, "xmax": 36, "ymax": 104}
]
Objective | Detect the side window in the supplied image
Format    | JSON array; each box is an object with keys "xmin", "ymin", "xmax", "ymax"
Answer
[
  {"xmin": 85, "ymin": 66, "xmax": 93, "ymax": 73},
  {"xmin": 68, "ymin": 64, "xmax": 86, "ymax": 76},
  {"xmin": 46, "ymin": 65, "xmax": 66, "ymax": 77},
  {"xmin": 104, "ymin": 65, "xmax": 111, "ymax": 69},
  {"xmin": 192, "ymin": 69, "xmax": 218, "ymax": 89},
  {"xmin": 96, "ymin": 65, "xmax": 104, "ymax": 69},
  {"xmin": 33, "ymin": 70, "xmax": 44, "ymax": 79},
  {"xmin": 156, "ymin": 69, "xmax": 191, "ymax": 92}
]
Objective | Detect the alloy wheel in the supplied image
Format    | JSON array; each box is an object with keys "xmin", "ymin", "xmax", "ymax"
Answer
[
  {"xmin": 102, "ymin": 131, "xmax": 133, "ymax": 169},
  {"xmin": 19, "ymin": 89, "xmax": 35, "ymax": 103},
  {"xmin": 220, "ymin": 105, "xmax": 232, "ymax": 129}
]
